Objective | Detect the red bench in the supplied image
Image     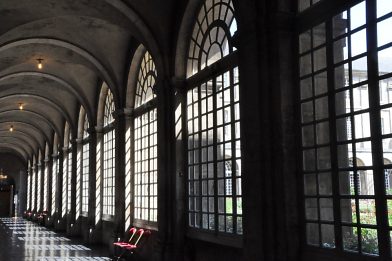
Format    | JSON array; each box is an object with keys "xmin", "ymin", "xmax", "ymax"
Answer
[
  {"xmin": 37, "ymin": 211, "xmax": 48, "ymax": 225},
  {"xmin": 113, "ymin": 227, "xmax": 150, "ymax": 260}
]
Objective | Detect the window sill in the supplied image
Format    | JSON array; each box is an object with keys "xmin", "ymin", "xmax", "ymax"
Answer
[
  {"xmin": 186, "ymin": 228, "xmax": 243, "ymax": 248},
  {"xmin": 303, "ymin": 245, "xmax": 379, "ymax": 261},
  {"xmin": 102, "ymin": 214, "xmax": 114, "ymax": 222},
  {"xmin": 133, "ymin": 219, "xmax": 158, "ymax": 231}
]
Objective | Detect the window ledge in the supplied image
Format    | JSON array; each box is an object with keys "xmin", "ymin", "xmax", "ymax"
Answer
[
  {"xmin": 102, "ymin": 214, "xmax": 114, "ymax": 222},
  {"xmin": 186, "ymin": 228, "xmax": 243, "ymax": 248},
  {"xmin": 133, "ymin": 219, "xmax": 158, "ymax": 231}
]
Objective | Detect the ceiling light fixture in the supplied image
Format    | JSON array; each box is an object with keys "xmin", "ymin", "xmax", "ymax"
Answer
[
  {"xmin": 9, "ymin": 125, "xmax": 13, "ymax": 132},
  {"xmin": 18, "ymin": 103, "xmax": 23, "ymax": 110},
  {"xmin": 37, "ymin": 58, "xmax": 43, "ymax": 69}
]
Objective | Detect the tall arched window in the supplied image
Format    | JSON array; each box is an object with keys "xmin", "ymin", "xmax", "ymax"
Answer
[
  {"xmin": 67, "ymin": 137, "xmax": 72, "ymax": 214},
  {"xmin": 62, "ymin": 123, "xmax": 71, "ymax": 217},
  {"xmin": 32, "ymin": 157, "xmax": 36, "ymax": 211},
  {"xmin": 43, "ymin": 143, "xmax": 49, "ymax": 211},
  {"xmin": 133, "ymin": 50, "xmax": 158, "ymax": 225},
  {"xmin": 185, "ymin": 0, "xmax": 242, "ymax": 235},
  {"xmin": 103, "ymin": 90, "xmax": 115, "ymax": 216},
  {"xmin": 37, "ymin": 150, "xmax": 42, "ymax": 212},
  {"xmin": 81, "ymin": 111, "xmax": 90, "ymax": 215},
  {"xmin": 27, "ymin": 161, "xmax": 31, "ymax": 211},
  {"xmin": 52, "ymin": 134, "xmax": 59, "ymax": 215}
]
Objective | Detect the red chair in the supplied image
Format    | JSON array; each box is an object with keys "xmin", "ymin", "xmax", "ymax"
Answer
[
  {"xmin": 113, "ymin": 228, "xmax": 150, "ymax": 260},
  {"xmin": 113, "ymin": 227, "xmax": 137, "ymax": 247}
]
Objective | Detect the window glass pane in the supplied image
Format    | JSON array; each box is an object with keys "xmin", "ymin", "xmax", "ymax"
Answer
[
  {"xmin": 350, "ymin": 2, "xmax": 366, "ymax": 30},
  {"xmin": 342, "ymin": 226, "xmax": 359, "ymax": 252},
  {"xmin": 377, "ymin": 17, "xmax": 392, "ymax": 47},
  {"xmin": 378, "ymin": 47, "xmax": 392, "ymax": 75},
  {"xmin": 341, "ymin": 199, "xmax": 356, "ymax": 223},
  {"xmin": 306, "ymin": 223, "xmax": 319, "ymax": 246},
  {"xmin": 351, "ymin": 29, "xmax": 367, "ymax": 57},
  {"xmin": 321, "ymin": 224, "xmax": 335, "ymax": 248},
  {"xmin": 377, "ymin": 0, "xmax": 392, "ymax": 18},
  {"xmin": 361, "ymin": 228, "xmax": 378, "ymax": 255}
]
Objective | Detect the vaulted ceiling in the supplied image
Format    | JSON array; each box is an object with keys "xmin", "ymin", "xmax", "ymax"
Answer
[{"xmin": 0, "ymin": 0, "xmax": 177, "ymax": 163}]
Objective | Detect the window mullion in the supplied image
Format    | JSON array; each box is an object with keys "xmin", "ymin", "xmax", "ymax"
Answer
[
  {"xmin": 213, "ymin": 78, "xmax": 219, "ymax": 234},
  {"xmin": 198, "ymin": 84, "xmax": 203, "ymax": 229},
  {"xmin": 230, "ymin": 68, "xmax": 237, "ymax": 234},
  {"xmin": 326, "ymin": 19, "xmax": 343, "ymax": 250},
  {"xmin": 148, "ymin": 113, "xmax": 151, "ymax": 222},
  {"xmin": 366, "ymin": 0, "xmax": 390, "ymax": 257}
]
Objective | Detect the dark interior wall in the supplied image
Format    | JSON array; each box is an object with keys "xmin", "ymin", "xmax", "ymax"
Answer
[{"xmin": 0, "ymin": 153, "xmax": 26, "ymax": 216}]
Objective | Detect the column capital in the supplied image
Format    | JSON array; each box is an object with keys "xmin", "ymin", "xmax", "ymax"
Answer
[
  {"xmin": 95, "ymin": 125, "xmax": 104, "ymax": 134},
  {"xmin": 112, "ymin": 109, "xmax": 128, "ymax": 121},
  {"xmin": 171, "ymin": 77, "xmax": 186, "ymax": 92},
  {"xmin": 123, "ymin": 108, "xmax": 134, "ymax": 118}
]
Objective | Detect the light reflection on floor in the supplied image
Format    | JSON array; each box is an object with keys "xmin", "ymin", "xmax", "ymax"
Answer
[
  {"xmin": 0, "ymin": 218, "xmax": 110, "ymax": 261},
  {"xmin": 36, "ymin": 257, "xmax": 111, "ymax": 261},
  {"xmin": 18, "ymin": 237, "xmax": 71, "ymax": 242}
]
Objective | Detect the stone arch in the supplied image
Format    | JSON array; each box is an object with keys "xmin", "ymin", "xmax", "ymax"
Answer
[
  {"xmin": 64, "ymin": 122, "xmax": 71, "ymax": 149},
  {"xmin": 126, "ymin": 44, "xmax": 146, "ymax": 109},
  {"xmin": 78, "ymin": 106, "xmax": 88, "ymax": 139}
]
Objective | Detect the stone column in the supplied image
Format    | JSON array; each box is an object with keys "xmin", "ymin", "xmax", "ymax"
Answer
[
  {"xmin": 113, "ymin": 110, "xmax": 126, "ymax": 239},
  {"xmin": 68, "ymin": 138, "xmax": 78, "ymax": 234},
  {"xmin": 75, "ymin": 138, "xmax": 83, "ymax": 228},
  {"xmin": 84, "ymin": 127, "xmax": 97, "ymax": 242},
  {"xmin": 172, "ymin": 78, "xmax": 187, "ymax": 260},
  {"xmin": 54, "ymin": 148, "xmax": 65, "ymax": 231},
  {"xmin": 88, "ymin": 126, "xmax": 103, "ymax": 243},
  {"xmin": 18, "ymin": 169, "xmax": 26, "ymax": 216},
  {"xmin": 156, "ymin": 78, "xmax": 176, "ymax": 260},
  {"xmin": 49, "ymin": 153, "xmax": 58, "ymax": 226},
  {"xmin": 123, "ymin": 108, "xmax": 134, "ymax": 233}
]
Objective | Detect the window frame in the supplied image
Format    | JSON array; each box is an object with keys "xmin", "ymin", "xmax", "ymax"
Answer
[
  {"xmin": 131, "ymin": 50, "xmax": 159, "ymax": 229},
  {"xmin": 183, "ymin": 0, "xmax": 242, "ymax": 246},
  {"xmin": 102, "ymin": 90, "xmax": 116, "ymax": 220},
  {"xmin": 81, "ymin": 113, "xmax": 90, "ymax": 217},
  {"xmin": 297, "ymin": 0, "xmax": 392, "ymax": 258}
]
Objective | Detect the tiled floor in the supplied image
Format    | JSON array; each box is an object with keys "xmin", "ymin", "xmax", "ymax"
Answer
[{"xmin": 0, "ymin": 217, "xmax": 111, "ymax": 261}]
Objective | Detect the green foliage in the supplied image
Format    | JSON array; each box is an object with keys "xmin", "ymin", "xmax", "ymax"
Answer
[
  {"xmin": 342, "ymin": 200, "xmax": 379, "ymax": 255},
  {"xmin": 361, "ymin": 228, "xmax": 378, "ymax": 255}
]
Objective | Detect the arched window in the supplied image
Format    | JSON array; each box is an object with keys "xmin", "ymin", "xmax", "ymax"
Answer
[
  {"xmin": 37, "ymin": 150, "xmax": 42, "ymax": 211},
  {"xmin": 81, "ymin": 110, "xmax": 90, "ymax": 215},
  {"xmin": 32, "ymin": 157, "xmax": 36, "ymax": 211},
  {"xmin": 27, "ymin": 161, "xmax": 31, "ymax": 211},
  {"xmin": 43, "ymin": 143, "xmax": 49, "ymax": 211},
  {"xmin": 52, "ymin": 134, "xmax": 59, "ymax": 215},
  {"xmin": 62, "ymin": 122, "xmax": 71, "ymax": 217},
  {"xmin": 103, "ymin": 89, "xmax": 115, "ymax": 216},
  {"xmin": 185, "ymin": 0, "xmax": 242, "ymax": 235},
  {"xmin": 133, "ymin": 50, "xmax": 158, "ymax": 225}
]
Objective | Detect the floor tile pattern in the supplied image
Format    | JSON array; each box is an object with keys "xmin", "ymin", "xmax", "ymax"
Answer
[{"xmin": 0, "ymin": 218, "xmax": 111, "ymax": 261}]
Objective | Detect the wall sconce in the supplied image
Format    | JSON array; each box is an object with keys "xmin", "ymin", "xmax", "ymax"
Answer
[
  {"xmin": 9, "ymin": 125, "xmax": 13, "ymax": 132},
  {"xmin": 37, "ymin": 58, "xmax": 43, "ymax": 70},
  {"xmin": 18, "ymin": 103, "xmax": 23, "ymax": 110}
]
